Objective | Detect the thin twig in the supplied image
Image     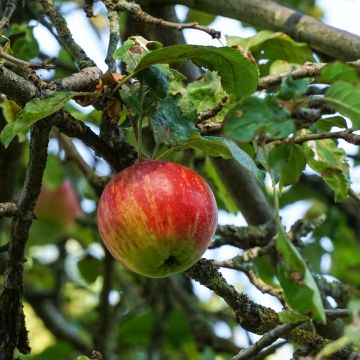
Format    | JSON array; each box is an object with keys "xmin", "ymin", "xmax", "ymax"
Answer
[
  {"xmin": 0, "ymin": 50, "xmax": 55, "ymax": 69},
  {"xmin": 0, "ymin": 0, "xmax": 17, "ymax": 33},
  {"xmin": 0, "ymin": 202, "xmax": 17, "ymax": 217},
  {"xmin": 258, "ymin": 60, "xmax": 360, "ymax": 90},
  {"xmin": 105, "ymin": 9, "xmax": 120, "ymax": 72},
  {"xmin": 325, "ymin": 309, "xmax": 350, "ymax": 320},
  {"xmin": 57, "ymin": 132, "xmax": 108, "ymax": 193},
  {"xmin": 232, "ymin": 322, "xmax": 299, "ymax": 360},
  {"xmin": 40, "ymin": 0, "xmax": 95, "ymax": 69},
  {"xmin": 271, "ymin": 130, "xmax": 360, "ymax": 147},
  {"xmin": 109, "ymin": 0, "xmax": 221, "ymax": 39},
  {"xmin": 250, "ymin": 341, "xmax": 287, "ymax": 360},
  {"xmin": 198, "ymin": 96, "xmax": 228, "ymax": 122}
]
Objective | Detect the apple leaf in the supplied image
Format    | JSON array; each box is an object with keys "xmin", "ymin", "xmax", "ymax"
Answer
[
  {"xmin": 226, "ymin": 31, "xmax": 313, "ymax": 76},
  {"xmin": 313, "ymin": 115, "xmax": 348, "ymax": 132},
  {"xmin": 205, "ymin": 158, "xmax": 238, "ymax": 213},
  {"xmin": 0, "ymin": 91, "xmax": 85, "ymax": 148},
  {"xmin": 320, "ymin": 62, "xmax": 360, "ymax": 84},
  {"xmin": 77, "ymin": 255, "xmax": 102, "ymax": 284},
  {"xmin": 183, "ymin": 134, "xmax": 265, "ymax": 184},
  {"xmin": 113, "ymin": 36, "xmax": 163, "ymax": 73},
  {"xmin": 325, "ymin": 81, "xmax": 360, "ymax": 129},
  {"xmin": 223, "ymin": 96, "xmax": 294, "ymax": 142},
  {"xmin": 278, "ymin": 75, "xmax": 311, "ymax": 100},
  {"xmin": 151, "ymin": 95, "xmax": 198, "ymax": 145},
  {"xmin": 43, "ymin": 154, "xmax": 65, "ymax": 190},
  {"xmin": 276, "ymin": 226, "xmax": 326, "ymax": 323},
  {"xmin": 268, "ymin": 143, "xmax": 306, "ymax": 187},
  {"xmin": 278, "ymin": 310, "xmax": 308, "ymax": 324},
  {"xmin": 303, "ymin": 135, "xmax": 350, "ymax": 201},
  {"xmin": 135, "ymin": 45, "xmax": 259, "ymax": 100}
]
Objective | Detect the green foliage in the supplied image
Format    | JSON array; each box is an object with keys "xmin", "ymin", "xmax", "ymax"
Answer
[
  {"xmin": 325, "ymin": 81, "xmax": 360, "ymax": 129},
  {"xmin": 185, "ymin": 9, "xmax": 216, "ymax": 26},
  {"xmin": 320, "ymin": 62, "xmax": 360, "ymax": 84},
  {"xmin": 226, "ymin": 31, "xmax": 313, "ymax": 76},
  {"xmin": 278, "ymin": 310, "xmax": 308, "ymax": 324},
  {"xmin": 223, "ymin": 96, "xmax": 294, "ymax": 142},
  {"xmin": 268, "ymin": 143, "xmax": 306, "ymax": 187},
  {"xmin": 276, "ymin": 227, "xmax": 326, "ymax": 322},
  {"xmin": 134, "ymin": 44, "xmax": 259, "ymax": 100},
  {"xmin": 302, "ymin": 136, "xmax": 350, "ymax": 201},
  {"xmin": 0, "ymin": 91, "xmax": 87, "ymax": 147},
  {"xmin": 43, "ymin": 154, "xmax": 65, "ymax": 190},
  {"xmin": 4, "ymin": 24, "xmax": 39, "ymax": 60}
]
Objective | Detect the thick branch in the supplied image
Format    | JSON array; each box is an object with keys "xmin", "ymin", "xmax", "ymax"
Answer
[
  {"xmin": 0, "ymin": 119, "xmax": 53, "ymax": 359},
  {"xmin": 142, "ymin": 0, "xmax": 360, "ymax": 61},
  {"xmin": 0, "ymin": 64, "xmax": 38, "ymax": 105},
  {"xmin": 57, "ymin": 111, "xmax": 136, "ymax": 172},
  {"xmin": 212, "ymin": 158, "xmax": 274, "ymax": 226}
]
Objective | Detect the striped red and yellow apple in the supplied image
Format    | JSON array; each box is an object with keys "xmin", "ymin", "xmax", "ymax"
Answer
[{"xmin": 97, "ymin": 160, "xmax": 218, "ymax": 278}]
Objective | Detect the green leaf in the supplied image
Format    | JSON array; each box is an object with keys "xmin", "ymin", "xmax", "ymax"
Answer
[
  {"xmin": 205, "ymin": 158, "xmax": 238, "ymax": 213},
  {"xmin": 187, "ymin": 71, "xmax": 228, "ymax": 122},
  {"xmin": 29, "ymin": 341, "xmax": 74, "ymax": 360},
  {"xmin": 77, "ymin": 255, "xmax": 102, "ymax": 284},
  {"xmin": 135, "ymin": 45, "xmax": 259, "ymax": 100},
  {"xmin": 313, "ymin": 115, "xmax": 348, "ymax": 132},
  {"xmin": 226, "ymin": 31, "xmax": 314, "ymax": 76},
  {"xmin": 0, "ymin": 91, "xmax": 84, "ymax": 148},
  {"xmin": 278, "ymin": 310, "xmax": 308, "ymax": 324},
  {"xmin": 140, "ymin": 65, "xmax": 169, "ymax": 98},
  {"xmin": 6, "ymin": 24, "xmax": 39, "ymax": 61},
  {"xmin": 278, "ymin": 75, "xmax": 311, "ymax": 100},
  {"xmin": 345, "ymin": 324, "xmax": 360, "ymax": 346},
  {"xmin": 276, "ymin": 227, "xmax": 326, "ymax": 322},
  {"xmin": 183, "ymin": 134, "xmax": 265, "ymax": 184},
  {"xmin": 320, "ymin": 61, "xmax": 360, "ymax": 84},
  {"xmin": 43, "ymin": 154, "xmax": 65, "ymax": 190},
  {"xmin": 113, "ymin": 36, "xmax": 163, "ymax": 73},
  {"xmin": 303, "ymin": 136, "xmax": 350, "ymax": 201},
  {"xmin": 223, "ymin": 96, "xmax": 294, "ymax": 142},
  {"xmin": 268, "ymin": 143, "xmax": 306, "ymax": 186},
  {"xmin": 151, "ymin": 95, "xmax": 198, "ymax": 145},
  {"xmin": 325, "ymin": 81, "xmax": 360, "ymax": 129},
  {"xmin": 73, "ymin": 357, "xmax": 91, "ymax": 360}
]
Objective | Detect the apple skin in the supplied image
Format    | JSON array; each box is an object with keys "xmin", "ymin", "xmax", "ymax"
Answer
[
  {"xmin": 35, "ymin": 180, "xmax": 83, "ymax": 229},
  {"xmin": 97, "ymin": 160, "xmax": 218, "ymax": 278}
]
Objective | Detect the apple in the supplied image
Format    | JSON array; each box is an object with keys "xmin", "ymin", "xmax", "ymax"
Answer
[
  {"xmin": 35, "ymin": 180, "xmax": 83, "ymax": 229},
  {"xmin": 97, "ymin": 160, "xmax": 218, "ymax": 278}
]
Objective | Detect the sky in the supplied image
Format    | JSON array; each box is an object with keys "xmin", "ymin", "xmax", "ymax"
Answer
[{"xmin": 31, "ymin": 0, "xmax": 360, "ymax": 356}]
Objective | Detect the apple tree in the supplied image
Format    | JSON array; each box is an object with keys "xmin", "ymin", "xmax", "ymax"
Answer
[{"xmin": 0, "ymin": 0, "xmax": 360, "ymax": 359}]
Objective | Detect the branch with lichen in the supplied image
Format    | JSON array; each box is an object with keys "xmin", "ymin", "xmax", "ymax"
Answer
[
  {"xmin": 0, "ymin": 202, "xmax": 17, "ymax": 217},
  {"xmin": 108, "ymin": 0, "xmax": 221, "ymax": 39},
  {"xmin": 186, "ymin": 258, "xmax": 355, "ymax": 357},
  {"xmin": 105, "ymin": 8, "xmax": 120, "ymax": 72},
  {"xmin": 0, "ymin": 118, "xmax": 54, "ymax": 358},
  {"xmin": 40, "ymin": 0, "xmax": 95, "ymax": 69}
]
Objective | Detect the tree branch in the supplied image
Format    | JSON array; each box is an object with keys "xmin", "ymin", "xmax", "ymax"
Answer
[
  {"xmin": 109, "ymin": 0, "xmax": 221, "ymax": 39},
  {"xmin": 141, "ymin": 0, "xmax": 360, "ymax": 61},
  {"xmin": 40, "ymin": 0, "xmax": 95, "ymax": 69},
  {"xmin": 0, "ymin": 118, "xmax": 53, "ymax": 359},
  {"xmin": 233, "ymin": 322, "xmax": 298, "ymax": 360}
]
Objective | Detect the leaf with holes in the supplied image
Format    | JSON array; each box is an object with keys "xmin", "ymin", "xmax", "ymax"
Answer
[{"xmin": 135, "ymin": 45, "xmax": 258, "ymax": 100}]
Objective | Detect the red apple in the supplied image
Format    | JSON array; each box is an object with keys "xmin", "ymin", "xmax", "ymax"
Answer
[
  {"xmin": 97, "ymin": 160, "xmax": 218, "ymax": 278},
  {"xmin": 35, "ymin": 180, "xmax": 83, "ymax": 229}
]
